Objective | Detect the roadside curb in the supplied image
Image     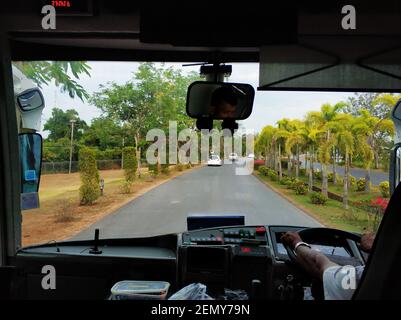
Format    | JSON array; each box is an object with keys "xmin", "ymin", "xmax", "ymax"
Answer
[{"xmin": 253, "ymin": 173, "xmax": 327, "ymax": 227}]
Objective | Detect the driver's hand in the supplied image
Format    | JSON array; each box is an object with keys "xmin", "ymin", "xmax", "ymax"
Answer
[
  {"xmin": 281, "ymin": 232, "xmax": 302, "ymax": 250},
  {"xmin": 360, "ymin": 232, "xmax": 376, "ymax": 252}
]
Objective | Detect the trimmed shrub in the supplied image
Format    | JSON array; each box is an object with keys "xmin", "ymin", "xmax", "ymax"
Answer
[
  {"xmin": 287, "ymin": 178, "xmax": 300, "ymax": 190},
  {"xmin": 79, "ymin": 148, "xmax": 100, "ymax": 205},
  {"xmin": 148, "ymin": 163, "xmax": 160, "ymax": 177},
  {"xmin": 313, "ymin": 170, "xmax": 322, "ymax": 181},
  {"xmin": 310, "ymin": 191, "xmax": 328, "ymax": 205},
  {"xmin": 379, "ymin": 181, "xmax": 390, "ymax": 198},
  {"xmin": 259, "ymin": 166, "xmax": 269, "ymax": 176},
  {"xmin": 294, "ymin": 181, "xmax": 308, "ymax": 195},
  {"xmin": 268, "ymin": 169, "xmax": 278, "ymax": 181},
  {"xmin": 123, "ymin": 147, "xmax": 137, "ymax": 183},
  {"xmin": 356, "ymin": 178, "xmax": 366, "ymax": 192},
  {"xmin": 280, "ymin": 177, "xmax": 292, "ymax": 186},
  {"xmin": 161, "ymin": 164, "xmax": 170, "ymax": 175}
]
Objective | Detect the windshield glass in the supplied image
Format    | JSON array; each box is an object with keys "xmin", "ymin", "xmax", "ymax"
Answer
[{"xmin": 14, "ymin": 61, "xmax": 395, "ymax": 247}]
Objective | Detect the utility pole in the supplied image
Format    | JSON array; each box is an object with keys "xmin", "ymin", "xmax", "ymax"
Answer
[{"xmin": 69, "ymin": 119, "xmax": 76, "ymax": 174}]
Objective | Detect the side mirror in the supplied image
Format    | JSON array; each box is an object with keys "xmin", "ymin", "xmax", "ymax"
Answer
[
  {"xmin": 16, "ymin": 89, "xmax": 45, "ymax": 131},
  {"xmin": 186, "ymin": 81, "xmax": 255, "ymax": 121},
  {"xmin": 390, "ymin": 143, "xmax": 401, "ymax": 195},
  {"xmin": 390, "ymin": 100, "xmax": 401, "ymax": 195},
  {"xmin": 17, "ymin": 89, "xmax": 44, "ymax": 112},
  {"xmin": 19, "ymin": 133, "xmax": 43, "ymax": 210}
]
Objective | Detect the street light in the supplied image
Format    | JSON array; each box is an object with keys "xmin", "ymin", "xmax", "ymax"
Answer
[{"xmin": 69, "ymin": 119, "xmax": 77, "ymax": 174}]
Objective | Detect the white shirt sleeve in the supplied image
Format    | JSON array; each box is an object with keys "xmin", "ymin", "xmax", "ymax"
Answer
[{"xmin": 323, "ymin": 265, "xmax": 364, "ymax": 300}]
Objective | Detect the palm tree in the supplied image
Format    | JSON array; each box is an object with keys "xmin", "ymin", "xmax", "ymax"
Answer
[
  {"xmin": 300, "ymin": 119, "xmax": 323, "ymax": 192},
  {"xmin": 307, "ymin": 102, "xmax": 347, "ymax": 197},
  {"xmin": 285, "ymin": 125, "xmax": 304, "ymax": 178},
  {"xmin": 273, "ymin": 129, "xmax": 289, "ymax": 180},
  {"xmin": 352, "ymin": 109, "xmax": 394, "ymax": 192},
  {"xmin": 335, "ymin": 116, "xmax": 355, "ymax": 209},
  {"xmin": 256, "ymin": 125, "xmax": 276, "ymax": 168}
]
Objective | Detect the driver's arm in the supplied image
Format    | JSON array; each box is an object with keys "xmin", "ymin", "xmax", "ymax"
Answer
[{"xmin": 281, "ymin": 232, "xmax": 338, "ymax": 280}]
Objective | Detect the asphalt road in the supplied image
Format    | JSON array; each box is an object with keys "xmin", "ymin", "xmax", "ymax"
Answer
[
  {"xmin": 72, "ymin": 161, "xmax": 320, "ymax": 240},
  {"xmin": 301, "ymin": 161, "xmax": 388, "ymax": 186}
]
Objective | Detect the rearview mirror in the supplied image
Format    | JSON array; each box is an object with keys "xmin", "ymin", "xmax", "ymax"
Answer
[
  {"xmin": 19, "ymin": 133, "xmax": 42, "ymax": 210},
  {"xmin": 186, "ymin": 82, "xmax": 255, "ymax": 120}
]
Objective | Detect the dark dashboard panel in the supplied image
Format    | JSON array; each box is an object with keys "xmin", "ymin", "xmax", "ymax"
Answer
[{"xmin": 179, "ymin": 226, "xmax": 271, "ymax": 298}]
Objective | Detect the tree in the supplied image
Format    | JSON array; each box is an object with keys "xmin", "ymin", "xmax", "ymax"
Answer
[
  {"xmin": 91, "ymin": 63, "xmax": 199, "ymax": 176},
  {"xmin": 352, "ymin": 110, "xmax": 394, "ymax": 192},
  {"xmin": 300, "ymin": 117, "xmax": 323, "ymax": 191},
  {"xmin": 13, "ymin": 61, "xmax": 91, "ymax": 102},
  {"xmin": 307, "ymin": 102, "xmax": 347, "ymax": 197},
  {"xmin": 44, "ymin": 108, "xmax": 87, "ymax": 142},
  {"xmin": 285, "ymin": 120, "xmax": 304, "ymax": 178},
  {"xmin": 79, "ymin": 148, "xmax": 100, "ymax": 205},
  {"xmin": 335, "ymin": 116, "xmax": 355, "ymax": 209},
  {"xmin": 82, "ymin": 117, "xmax": 125, "ymax": 150}
]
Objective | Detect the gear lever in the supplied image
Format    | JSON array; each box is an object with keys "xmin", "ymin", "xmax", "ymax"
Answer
[
  {"xmin": 250, "ymin": 279, "xmax": 262, "ymax": 300},
  {"xmin": 89, "ymin": 229, "xmax": 102, "ymax": 254}
]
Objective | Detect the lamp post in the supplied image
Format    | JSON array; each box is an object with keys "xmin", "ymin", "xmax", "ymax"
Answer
[{"xmin": 69, "ymin": 119, "xmax": 76, "ymax": 174}]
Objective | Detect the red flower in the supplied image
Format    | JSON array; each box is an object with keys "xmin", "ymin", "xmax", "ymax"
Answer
[{"xmin": 370, "ymin": 196, "xmax": 389, "ymax": 213}]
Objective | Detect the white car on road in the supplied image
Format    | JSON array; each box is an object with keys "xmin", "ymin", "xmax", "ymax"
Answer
[
  {"xmin": 229, "ymin": 153, "xmax": 238, "ymax": 162},
  {"xmin": 208, "ymin": 155, "xmax": 222, "ymax": 166}
]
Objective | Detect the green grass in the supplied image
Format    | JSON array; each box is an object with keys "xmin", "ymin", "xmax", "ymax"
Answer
[
  {"xmin": 295, "ymin": 174, "xmax": 382, "ymax": 202},
  {"xmin": 256, "ymin": 173, "xmax": 379, "ymax": 234}
]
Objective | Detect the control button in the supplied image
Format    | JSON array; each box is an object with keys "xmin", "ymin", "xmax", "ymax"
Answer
[
  {"xmin": 241, "ymin": 247, "xmax": 252, "ymax": 253},
  {"xmin": 256, "ymin": 227, "xmax": 266, "ymax": 234}
]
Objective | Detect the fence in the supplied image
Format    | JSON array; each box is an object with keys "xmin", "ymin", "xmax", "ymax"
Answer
[{"xmin": 42, "ymin": 159, "xmax": 123, "ymax": 174}]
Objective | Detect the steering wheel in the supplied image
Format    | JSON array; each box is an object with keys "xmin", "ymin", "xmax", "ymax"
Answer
[{"xmin": 283, "ymin": 227, "xmax": 362, "ymax": 266}]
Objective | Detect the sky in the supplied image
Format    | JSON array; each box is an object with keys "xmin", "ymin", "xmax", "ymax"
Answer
[{"xmin": 38, "ymin": 62, "xmax": 353, "ymax": 137}]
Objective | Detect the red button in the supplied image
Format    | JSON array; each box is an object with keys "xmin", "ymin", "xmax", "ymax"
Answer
[
  {"xmin": 241, "ymin": 247, "xmax": 251, "ymax": 253},
  {"xmin": 255, "ymin": 227, "xmax": 266, "ymax": 234}
]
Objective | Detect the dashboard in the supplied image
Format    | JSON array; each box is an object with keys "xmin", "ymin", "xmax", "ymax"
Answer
[
  {"xmin": 177, "ymin": 225, "xmax": 365, "ymax": 300},
  {"xmin": 15, "ymin": 225, "xmax": 365, "ymax": 300}
]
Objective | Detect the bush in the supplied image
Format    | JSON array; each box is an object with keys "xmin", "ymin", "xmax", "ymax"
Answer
[
  {"xmin": 294, "ymin": 181, "xmax": 308, "ymax": 195},
  {"xmin": 176, "ymin": 163, "xmax": 184, "ymax": 171},
  {"xmin": 148, "ymin": 163, "xmax": 160, "ymax": 177},
  {"xmin": 79, "ymin": 148, "xmax": 100, "ymax": 205},
  {"xmin": 120, "ymin": 181, "xmax": 133, "ymax": 194},
  {"xmin": 259, "ymin": 166, "xmax": 269, "ymax": 176},
  {"xmin": 280, "ymin": 177, "xmax": 292, "ymax": 186},
  {"xmin": 349, "ymin": 175, "xmax": 356, "ymax": 187},
  {"xmin": 299, "ymin": 168, "xmax": 306, "ymax": 176},
  {"xmin": 356, "ymin": 178, "xmax": 366, "ymax": 192},
  {"xmin": 379, "ymin": 181, "xmax": 390, "ymax": 198},
  {"xmin": 161, "ymin": 164, "xmax": 170, "ymax": 174},
  {"xmin": 123, "ymin": 147, "xmax": 137, "ymax": 183},
  {"xmin": 268, "ymin": 169, "xmax": 278, "ymax": 181},
  {"xmin": 309, "ymin": 191, "xmax": 328, "ymax": 205},
  {"xmin": 287, "ymin": 178, "xmax": 300, "ymax": 190},
  {"xmin": 313, "ymin": 170, "xmax": 322, "ymax": 181},
  {"xmin": 186, "ymin": 163, "xmax": 192, "ymax": 169}
]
